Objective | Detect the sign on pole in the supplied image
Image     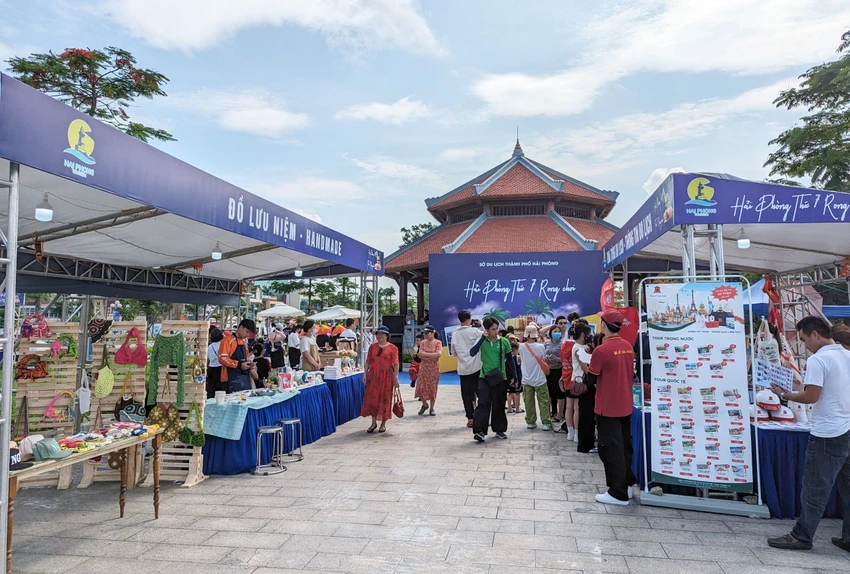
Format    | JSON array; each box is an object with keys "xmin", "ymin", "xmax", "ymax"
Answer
[{"xmin": 645, "ymin": 282, "xmax": 754, "ymax": 493}]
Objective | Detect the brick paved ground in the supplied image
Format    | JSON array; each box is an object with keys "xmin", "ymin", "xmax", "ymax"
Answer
[{"xmin": 11, "ymin": 385, "xmax": 850, "ymax": 573}]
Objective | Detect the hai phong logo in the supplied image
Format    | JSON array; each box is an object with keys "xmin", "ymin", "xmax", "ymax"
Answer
[
  {"xmin": 684, "ymin": 177, "xmax": 717, "ymax": 217},
  {"xmin": 63, "ymin": 119, "xmax": 96, "ymax": 178}
]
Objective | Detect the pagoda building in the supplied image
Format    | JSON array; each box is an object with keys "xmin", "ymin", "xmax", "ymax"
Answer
[{"xmin": 385, "ymin": 141, "xmax": 621, "ymax": 319}]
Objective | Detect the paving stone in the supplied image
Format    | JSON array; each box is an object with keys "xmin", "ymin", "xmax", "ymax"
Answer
[
  {"xmin": 447, "ymin": 544, "xmax": 536, "ymax": 567},
  {"xmin": 411, "ymin": 526, "xmax": 495, "ymax": 546},
  {"xmin": 145, "ymin": 543, "xmax": 234, "ymax": 564},
  {"xmin": 306, "ymin": 552, "xmax": 399, "ymax": 574},
  {"xmin": 576, "ymin": 537, "xmax": 667, "ymax": 558},
  {"xmin": 625, "ymin": 556, "xmax": 723, "ymax": 574},
  {"xmin": 535, "ymin": 549, "xmax": 629, "ymax": 572},
  {"xmin": 751, "ymin": 548, "xmax": 850, "ymax": 570},
  {"xmin": 8, "ymin": 553, "xmax": 91, "ymax": 574}
]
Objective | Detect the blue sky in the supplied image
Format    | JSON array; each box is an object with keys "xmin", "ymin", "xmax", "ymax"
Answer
[{"xmin": 2, "ymin": 0, "xmax": 848, "ymax": 257}]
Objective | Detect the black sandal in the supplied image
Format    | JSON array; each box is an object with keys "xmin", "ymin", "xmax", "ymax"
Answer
[
  {"xmin": 378, "ymin": 426, "xmax": 387, "ymax": 433},
  {"xmin": 418, "ymin": 404, "xmax": 428, "ymax": 415},
  {"xmin": 367, "ymin": 424, "xmax": 377, "ymax": 433}
]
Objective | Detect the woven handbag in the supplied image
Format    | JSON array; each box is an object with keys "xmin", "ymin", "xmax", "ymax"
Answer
[
  {"xmin": 178, "ymin": 401, "xmax": 205, "ymax": 447},
  {"xmin": 16, "ymin": 354, "xmax": 48, "ymax": 380},
  {"xmin": 94, "ymin": 345, "xmax": 115, "ymax": 398},
  {"xmin": 44, "ymin": 390, "xmax": 76, "ymax": 424}
]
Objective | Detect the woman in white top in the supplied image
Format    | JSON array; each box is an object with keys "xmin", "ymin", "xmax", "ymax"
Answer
[
  {"xmin": 570, "ymin": 322, "xmax": 596, "ymax": 453},
  {"xmin": 519, "ymin": 325, "xmax": 552, "ymax": 431},
  {"xmin": 206, "ymin": 327, "xmax": 224, "ymax": 399}
]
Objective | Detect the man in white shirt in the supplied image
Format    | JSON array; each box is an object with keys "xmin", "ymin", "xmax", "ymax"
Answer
[
  {"xmin": 768, "ymin": 316, "xmax": 850, "ymax": 553},
  {"xmin": 299, "ymin": 320, "xmax": 320, "ymax": 371},
  {"xmin": 340, "ymin": 318, "xmax": 359, "ymax": 354},
  {"xmin": 519, "ymin": 325, "xmax": 551, "ymax": 430},
  {"xmin": 451, "ymin": 310, "xmax": 483, "ymax": 428}
]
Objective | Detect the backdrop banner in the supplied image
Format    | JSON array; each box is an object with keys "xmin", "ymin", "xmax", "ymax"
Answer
[{"xmin": 428, "ymin": 251, "xmax": 607, "ymax": 339}]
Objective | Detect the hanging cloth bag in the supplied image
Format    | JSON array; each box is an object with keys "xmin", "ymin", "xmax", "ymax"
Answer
[
  {"xmin": 115, "ymin": 327, "xmax": 148, "ymax": 366},
  {"xmin": 756, "ymin": 320, "xmax": 780, "ymax": 365},
  {"xmin": 16, "ymin": 354, "xmax": 49, "ymax": 380},
  {"xmin": 392, "ymin": 387, "xmax": 405, "ymax": 418},
  {"xmin": 178, "ymin": 401, "xmax": 205, "ymax": 447},
  {"xmin": 94, "ymin": 345, "xmax": 115, "ymax": 398},
  {"xmin": 78, "ymin": 369, "xmax": 92, "ymax": 416},
  {"xmin": 44, "ymin": 390, "xmax": 76, "ymax": 424},
  {"xmin": 24, "ymin": 313, "xmax": 52, "ymax": 338},
  {"xmin": 87, "ymin": 317, "xmax": 112, "ymax": 344},
  {"xmin": 13, "ymin": 395, "xmax": 30, "ymax": 441},
  {"xmin": 114, "ymin": 371, "xmax": 134, "ymax": 418}
]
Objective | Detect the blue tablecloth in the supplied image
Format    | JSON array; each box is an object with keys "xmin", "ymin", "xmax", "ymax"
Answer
[
  {"xmin": 326, "ymin": 373, "xmax": 365, "ymax": 426},
  {"xmin": 203, "ymin": 383, "xmax": 337, "ymax": 475},
  {"xmin": 631, "ymin": 407, "xmax": 845, "ymax": 519},
  {"xmin": 204, "ymin": 390, "xmax": 300, "ymax": 440}
]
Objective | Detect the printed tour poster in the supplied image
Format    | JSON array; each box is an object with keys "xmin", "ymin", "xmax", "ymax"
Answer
[{"xmin": 645, "ymin": 282, "xmax": 754, "ymax": 493}]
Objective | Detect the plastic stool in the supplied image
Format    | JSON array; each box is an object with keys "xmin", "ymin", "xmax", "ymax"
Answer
[
  {"xmin": 276, "ymin": 418, "xmax": 304, "ymax": 463},
  {"xmin": 251, "ymin": 425, "xmax": 287, "ymax": 475}
]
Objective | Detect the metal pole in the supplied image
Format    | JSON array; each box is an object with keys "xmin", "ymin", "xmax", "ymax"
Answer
[
  {"xmin": 74, "ymin": 296, "xmax": 91, "ymax": 433},
  {"xmin": 686, "ymin": 225, "xmax": 697, "ymax": 279},
  {"xmin": 680, "ymin": 226, "xmax": 690, "ymax": 279},
  {"xmin": 715, "ymin": 224, "xmax": 726, "ymax": 280},
  {"xmin": 708, "ymin": 225, "xmax": 718, "ymax": 278},
  {"xmin": 1, "ymin": 162, "xmax": 22, "ymax": 571}
]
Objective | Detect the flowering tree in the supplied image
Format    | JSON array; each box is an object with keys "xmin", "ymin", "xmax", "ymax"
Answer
[{"xmin": 7, "ymin": 46, "xmax": 175, "ymax": 142}]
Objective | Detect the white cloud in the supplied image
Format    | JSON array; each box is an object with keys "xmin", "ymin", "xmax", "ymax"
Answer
[
  {"xmin": 343, "ymin": 154, "xmax": 445, "ymax": 189},
  {"xmin": 253, "ymin": 176, "xmax": 370, "ymax": 203},
  {"xmin": 472, "ymin": 0, "xmax": 849, "ymax": 117},
  {"xmin": 439, "ymin": 147, "xmax": 496, "ymax": 162},
  {"xmin": 526, "ymin": 78, "xmax": 797, "ymax": 178},
  {"xmin": 336, "ymin": 97, "xmax": 434, "ymax": 125},
  {"xmin": 643, "ymin": 167, "xmax": 685, "ymax": 194},
  {"xmin": 291, "ymin": 208, "xmax": 323, "ymax": 224},
  {"xmin": 169, "ymin": 89, "xmax": 309, "ymax": 138},
  {"xmin": 98, "ymin": 0, "xmax": 442, "ymax": 56}
]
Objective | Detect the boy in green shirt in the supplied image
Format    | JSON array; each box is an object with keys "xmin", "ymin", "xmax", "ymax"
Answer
[{"xmin": 470, "ymin": 317, "xmax": 517, "ymax": 442}]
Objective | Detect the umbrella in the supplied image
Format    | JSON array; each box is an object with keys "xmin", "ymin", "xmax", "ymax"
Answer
[
  {"xmin": 257, "ymin": 303, "xmax": 305, "ymax": 318},
  {"xmin": 307, "ymin": 305, "xmax": 361, "ymax": 321}
]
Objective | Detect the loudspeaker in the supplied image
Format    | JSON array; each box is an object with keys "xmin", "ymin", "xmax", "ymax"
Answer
[
  {"xmin": 382, "ymin": 315, "xmax": 405, "ymax": 334},
  {"xmin": 389, "ymin": 333, "xmax": 403, "ymax": 358}
]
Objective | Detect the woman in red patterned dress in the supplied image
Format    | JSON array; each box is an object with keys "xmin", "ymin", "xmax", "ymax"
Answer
[
  {"xmin": 361, "ymin": 326, "xmax": 400, "ymax": 433},
  {"xmin": 414, "ymin": 325, "xmax": 442, "ymax": 416}
]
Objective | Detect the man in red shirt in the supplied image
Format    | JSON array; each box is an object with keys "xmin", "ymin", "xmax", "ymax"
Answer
[{"xmin": 586, "ymin": 309, "xmax": 637, "ymax": 505}]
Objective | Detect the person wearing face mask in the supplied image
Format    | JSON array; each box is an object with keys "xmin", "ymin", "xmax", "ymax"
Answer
[
  {"xmin": 545, "ymin": 316, "xmax": 568, "ymax": 424},
  {"xmin": 299, "ymin": 320, "xmax": 321, "ymax": 372}
]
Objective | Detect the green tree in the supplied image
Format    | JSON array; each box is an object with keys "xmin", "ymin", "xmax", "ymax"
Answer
[
  {"xmin": 7, "ymin": 46, "xmax": 174, "ymax": 142},
  {"xmin": 765, "ymin": 30, "xmax": 850, "ymax": 191},
  {"xmin": 312, "ymin": 281, "xmax": 337, "ymax": 310},
  {"xmin": 118, "ymin": 299, "xmax": 173, "ymax": 324},
  {"xmin": 399, "ymin": 222, "xmax": 436, "ymax": 248},
  {"xmin": 378, "ymin": 286, "xmax": 399, "ymax": 316},
  {"xmin": 266, "ymin": 280, "xmax": 307, "ymax": 298},
  {"xmin": 334, "ymin": 277, "xmax": 358, "ymax": 308},
  {"xmin": 524, "ymin": 297, "xmax": 553, "ymax": 322}
]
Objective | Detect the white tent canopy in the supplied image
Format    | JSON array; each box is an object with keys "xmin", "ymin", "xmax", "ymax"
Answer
[
  {"xmin": 256, "ymin": 303, "xmax": 304, "ymax": 318},
  {"xmin": 308, "ymin": 305, "xmax": 361, "ymax": 321}
]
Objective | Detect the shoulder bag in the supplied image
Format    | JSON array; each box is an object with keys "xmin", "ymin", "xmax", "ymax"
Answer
[
  {"xmin": 483, "ymin": 337, "xmax": 506, "ymax": 387},
  {"xmin": 94, "ymin": 345, "xmax": 115, "ymax": 398},
  {"xmin": 178, "ymin": 401, "xmax": 206, "ymax": 447},
  {"xmin": 114, "ymin": 371, "xmax": 134, "ymax": 418},
  {"xmin": 44, "ymin": 390, "xmax": 76, "ymax": 424},
  {"xmin": 16, "ymin": 354, "xmax": 49, "ymax": 380},
  {"xmin": 524, "ymin": 342, "xmax": 550, "ymax": 376}
]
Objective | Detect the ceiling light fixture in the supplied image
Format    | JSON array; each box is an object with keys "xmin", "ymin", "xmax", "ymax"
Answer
[
  {"xmin": 737, "ymin": 230, "xmax": 751, "ymax": 249},
  {"xmin": 211, "ymin": 242, "xmax": 223, "ymax": 260},
  {"xmin": 35, "ymin": 193, "xmax": 54, "ymax": 222},
  {"xmin": 294, "ymin": 266, "xmax": 303, "ymax": 278}
]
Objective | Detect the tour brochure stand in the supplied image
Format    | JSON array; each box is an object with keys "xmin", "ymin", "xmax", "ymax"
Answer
[{"xmin": 637, "ymin": 276, "xmax": 770, "ymax": 518}]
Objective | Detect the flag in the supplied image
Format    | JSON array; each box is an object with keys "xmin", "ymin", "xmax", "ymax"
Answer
[{"xmin": 600, "ymin": 278, "xmax": 615, "ymax": 312}]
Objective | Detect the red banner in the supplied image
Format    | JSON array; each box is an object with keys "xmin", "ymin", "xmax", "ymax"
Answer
[
  {"xmin": 600, "ymin": 278, "xmax": 615, "ymax": 312},
  {"xmin": 617, "ymin": 306, "xmax": 640, "ymax": 346}
]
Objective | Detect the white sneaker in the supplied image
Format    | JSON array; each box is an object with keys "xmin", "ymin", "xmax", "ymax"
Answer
[
  {"xmin": 542, "ymin": 423, "xmax": 553, "ymax": 431},
  {"xmin": 628, "ymin": 486, "xmax": 634, "ymax": 500},
  {"xmin": 595, "ymin": 491, "xmax": 629, "ymax": 506},
  {"xmin": 527, "ymin": 423, "xmax": 537, "ymax": 429},
  {"xmin": 572, "ymin": 435, "xmax": 579, "ymax": 443}
]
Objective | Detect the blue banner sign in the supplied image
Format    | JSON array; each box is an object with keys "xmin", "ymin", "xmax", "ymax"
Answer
[
  {"xmin": 0, "ymin": 292, "xmax": 23, "ymax": 306},
  {"xmin": 429, "ymin": 251, "xmax": 607, "ymax": 338},
  {"xmin": 603, "ymin": 180, "xmax": 676, "ymax": 270},
  {"xmin": 0, "ymin": 74, "xmax": 382, "ymax": 275}
]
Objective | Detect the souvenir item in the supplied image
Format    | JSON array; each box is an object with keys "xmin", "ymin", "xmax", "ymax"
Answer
[
  {"xmin": 115, "ymin": 327, "xmax": 148, "ymax": 366},
  {"xmin": 178, "ymin": 401, "xmax": 205, "ymax": 447},
  {"xmin": 12, "ymin": 396, "xmax": 30, "ymax": 441},
  {"xmin": 755, "ymin": 389, "xmax": 781, "ymax": 411},
  {"xmin": 87, "ymin": 317, "xmax": 112, "ymax": 344},
  {"xmin": 113, "ymin": 372, "xmax": 134, "ymax": 418},
  {"xmin": 146, "ymin": 333, "xmax": 186, "ymax": 407},
  {"xmin": 94, "ymin": 345, "xmax": 115, "ymax": 398},
  {"xmin": 119, "ymin": 403, "xmax": 146, "ymax": 423},
  {"xmin": 770, "ymin": 405, "xmax": 796, "ymax": 423},
  {"xmin": 44, "ymin": 391, "xmax": 76, "ymax": 424},
  {"xmin": 15, "ymin": 354, "xmax": 49, "ymax": 380},
  {"xmin": 57, "ymin": 334, "xmax": 77, "ymax": 359},
  {"xmin": 34, "ymin": 438, "xmax": 72, "ymax": 461},
  {"xmin": 77, "ymin": 369, "xmax": 92, "ymax": 416},
  {"xmin": 749, "ymin": 404, "xmax": 769, "ymax": 423},
  {"xmin": 146, "ymin": 404, "xmax": 181, "ymax": 443},
  {"xmin": 21, "ymin": 313, "xmax": 51, "ymax": 339},
  {"xmin": 192, "ymin": 355, "xmax": 204, "ymax": 384}
]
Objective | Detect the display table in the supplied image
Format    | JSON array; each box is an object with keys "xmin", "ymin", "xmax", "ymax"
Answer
[
  {"xmin": 326, "ymin": 372, "xmax": 365, "ymax": 426},
  {"xmin": 7, "ymin": 432, "xmax": 163, "ymax": 573},
  {"xmin": 631, "ymin": 407, "xmax": 844, "ymax": 519},
  {"xmin": 202, "ymin": 383, "xmax": 337, "ymax": 476}
]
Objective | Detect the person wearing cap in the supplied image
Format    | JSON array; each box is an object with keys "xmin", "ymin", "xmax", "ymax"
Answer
[
  {"xmin": 361, "ymin": 325, "xmax": 400, "ymax": 433},
  {"xmin": 519, "ymin": 325, "xmax": 551, "ymax": 430},
  {"xmin": 586, "ymin": 309, "xmax": 637, "ymax": 505},
  {"xmin": 415, "ymin": 325, "xmax": 442, "ymax": 416},
  {"xmin": 470, "ymin": 317, "xmax": 518, "ymax": 442},
  {"xmin": 767, "ymin": 316, "xmax": 850, "ymax": 553},
  {"xmin": 451, "ymin": 310, "xmax": 483, "ymax": 428},
  {"xmin": 218, "ymin": 319, "xmax": 257, "ymax": 393}
]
